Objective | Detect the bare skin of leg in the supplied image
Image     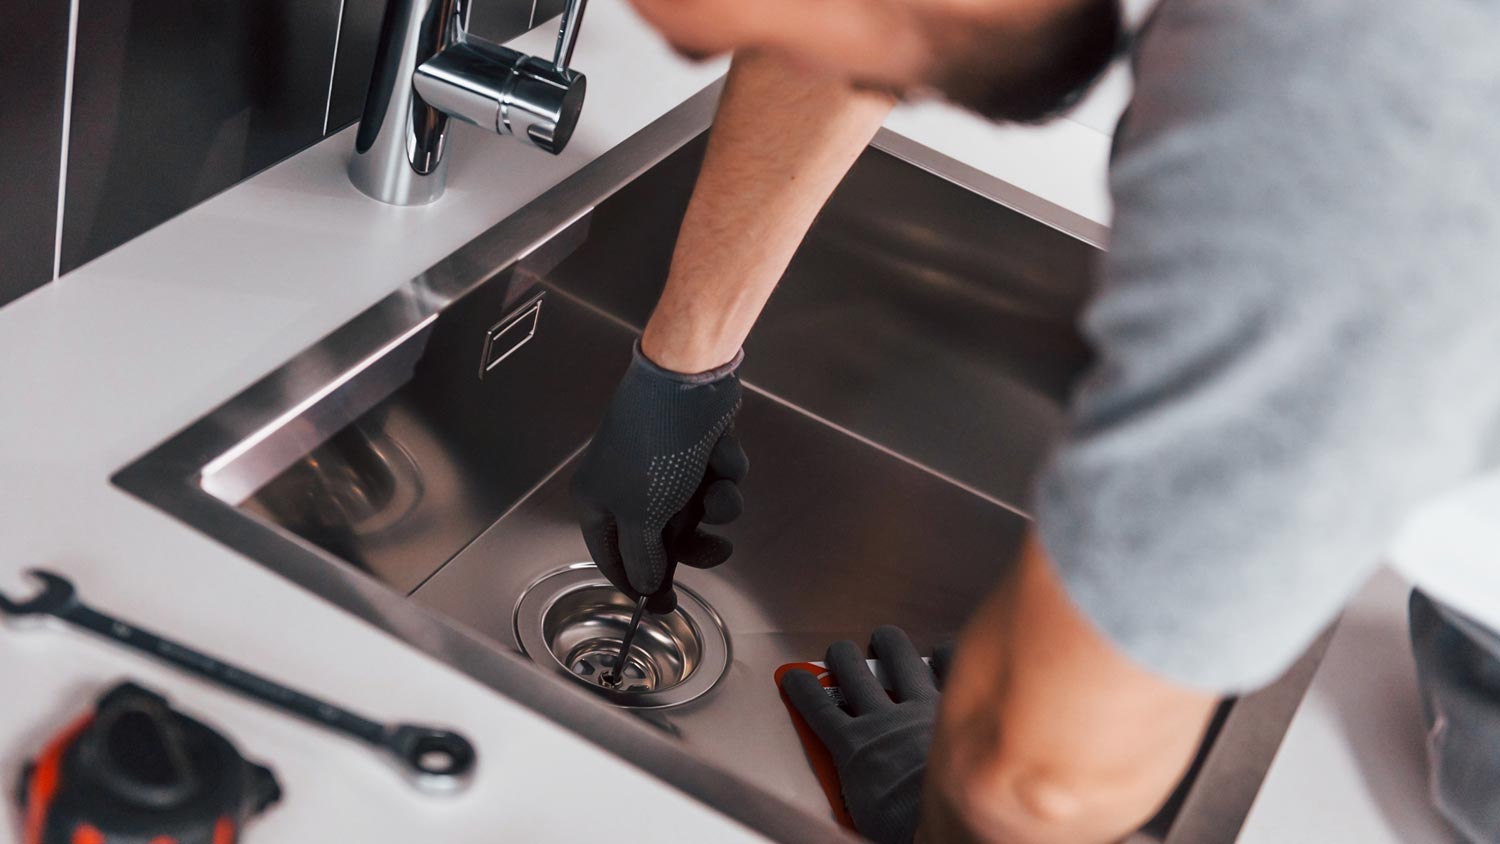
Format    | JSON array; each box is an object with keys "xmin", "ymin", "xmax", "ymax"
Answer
[{"xmin": 639, "ymin": 50, "xmax": 894, "ymax": 374}]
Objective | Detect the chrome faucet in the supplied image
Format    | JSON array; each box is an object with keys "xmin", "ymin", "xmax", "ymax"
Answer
[{"xmin": 350, "ymin": 0, "xmax": 589, "ymax": 205}]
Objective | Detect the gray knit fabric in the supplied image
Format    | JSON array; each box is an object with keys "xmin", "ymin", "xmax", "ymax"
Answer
[{"xmin": 1036, "ymin": 0, "xmax": 1500, "ymax": 691}]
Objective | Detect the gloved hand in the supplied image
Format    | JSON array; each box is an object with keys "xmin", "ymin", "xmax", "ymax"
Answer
[
  {"xmin": 570, "ymin": 341, "xmax": 748, "ymax": 613},
  {"xmin": 781, "ymin": 626, "xmax": 953, "ymax": 844}
]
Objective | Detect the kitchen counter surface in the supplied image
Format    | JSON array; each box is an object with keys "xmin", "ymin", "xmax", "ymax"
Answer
[
  {"xmin": 0, "ymin": 2, "xmax": 1427, "ymax": 842},
  {"xmin": 1233, "ymin": 570, "xmax": 1459, "ymax": 843}
]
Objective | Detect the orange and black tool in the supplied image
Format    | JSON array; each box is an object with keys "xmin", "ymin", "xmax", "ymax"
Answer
[{"xmin": 17, "ymin": 682, "xmax": 280, "ymax": 844}]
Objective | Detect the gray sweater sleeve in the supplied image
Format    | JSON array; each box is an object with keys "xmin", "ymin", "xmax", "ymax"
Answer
[{"xmin": 1035, "ymin": 0, "xmax": 1500, "ymax": 692}]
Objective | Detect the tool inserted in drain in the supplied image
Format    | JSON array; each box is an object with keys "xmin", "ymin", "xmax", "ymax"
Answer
[
  {"xmin": 603, "ymin": 595, "xmax": 649, "ymax": 687},
  {"xmin": 516, "ymin": 565, "xmax": 729, "ymax": 707}
]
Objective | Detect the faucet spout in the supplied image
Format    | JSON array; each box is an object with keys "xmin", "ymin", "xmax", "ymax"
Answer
[{"xmin": 349, "ymin": 0, "xmax": 588, "ymax": 206}]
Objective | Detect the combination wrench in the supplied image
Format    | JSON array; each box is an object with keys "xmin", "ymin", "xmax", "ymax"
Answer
[{"xmin": 1, "ymin": 570, "xmax": 475, "ymax": 793}]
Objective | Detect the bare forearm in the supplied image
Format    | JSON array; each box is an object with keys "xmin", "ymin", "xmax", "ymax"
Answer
[
  {"xmin": 921, "ymin": 532, "xmax": 1219, "ymax": 844},
  {"xmin": 640, "ymin": 50, "xmax": 893, "ymax": 373}
]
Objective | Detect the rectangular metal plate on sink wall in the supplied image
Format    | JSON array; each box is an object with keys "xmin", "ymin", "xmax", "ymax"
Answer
[{"xmin": 481, "ymin": 294, "xmax": 543, "ymax": 378}]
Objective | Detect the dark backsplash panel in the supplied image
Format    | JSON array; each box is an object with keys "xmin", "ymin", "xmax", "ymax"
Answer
[
  {"xmin": 327, "ymin": 0, "xmax": 389, "ymax": 135},
  {"xmin": 1, "ymin": 0, "xmax": 541, "ymax": 300},
  {"xmin": 532, "ymin": 0, "xmax": 570, "ymax": 29},
  {"xmin": 59, "ymin": 0, "xmax": 342, "ymax": 274},
  {"xmin": 470, "ymin": 1, "xmax": 542, "ymax": 49},
  {"xmin": 0, "ymin": 4, "xmax": 70, "ymax": 307}
]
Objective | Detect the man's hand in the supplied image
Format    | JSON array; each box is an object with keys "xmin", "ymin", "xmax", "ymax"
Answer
[
  {"xmin": 570, "ymin": 342, "xmax": 748, "ymax": 612},
  {"xmin": 782, "ymin": 627, "xmax": 953, "ymax": 844}
]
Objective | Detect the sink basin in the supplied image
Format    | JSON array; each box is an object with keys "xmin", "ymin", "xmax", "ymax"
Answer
[{"xmin": 115, "ymin": 82, "xmax": 1307, "ymax": 843}]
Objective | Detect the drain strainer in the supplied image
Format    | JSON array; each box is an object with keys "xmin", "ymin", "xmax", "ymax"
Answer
[
  {"xmin": 513, "ymin": 563, "xmax": 730, "ymax": 708},
  {"xmin": 565, "ymin": 642, "xmax": 656, "ymax": 691}
]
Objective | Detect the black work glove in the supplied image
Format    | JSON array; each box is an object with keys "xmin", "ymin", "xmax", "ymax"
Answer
[
  {"xmin": 570, "ymin": 342, "xmax": 748, "ymax": 613},
  {"xmin": 781, "ymin": 626, "xmax": 953, "ymax": 844}
]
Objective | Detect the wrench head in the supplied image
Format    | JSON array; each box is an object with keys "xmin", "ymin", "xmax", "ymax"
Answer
[
  {"xmin": 382, "ymin": 725, "xmax": 477, "ymax": 793},
  {"xmin": 0, "ymin": 570, "xmax": 76, "ymax": 617}
]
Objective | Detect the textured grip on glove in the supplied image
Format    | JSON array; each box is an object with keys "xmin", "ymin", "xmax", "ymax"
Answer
[{"xmin": 571, "ymin": 342, "xmax": 747, "ymax": 612}]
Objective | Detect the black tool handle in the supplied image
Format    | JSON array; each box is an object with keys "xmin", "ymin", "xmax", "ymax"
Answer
[
  {"xmin": 34, "ymin": 584, "xmax": 475, "ymax": 790},
  {"xmin": 60, "ymin": 602, "xmax": 390, "ymax": 746}
]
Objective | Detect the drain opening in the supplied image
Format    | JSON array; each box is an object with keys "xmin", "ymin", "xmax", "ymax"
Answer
[
  {"xmin": 514, "ymin": 564, "xmax": 730, "ymax": 709},
  {"xmin": 566, "ymin": 642, "xmax": 653, "ymax": 691}
]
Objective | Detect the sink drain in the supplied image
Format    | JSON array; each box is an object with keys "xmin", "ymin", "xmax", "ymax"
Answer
[
  {"xmin": 513, "ymin": 564, "xmax": 730, "ymax": 708},
  {"xmin": 565, "ymin": 641, "xmax": 656, "ymax": 691}
]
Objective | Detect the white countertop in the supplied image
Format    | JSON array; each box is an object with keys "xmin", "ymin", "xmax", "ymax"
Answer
[
  {"xmin": 1234, "ymin": 569, "xmax": 1460, "ymax": 843},
  {"xmin": 4, "ymin": 3, "xmax": 1430, "ymax": 842}
]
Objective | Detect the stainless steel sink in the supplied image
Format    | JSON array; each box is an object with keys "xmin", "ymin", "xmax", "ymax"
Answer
[{"xmin": 115, "ymin": 82, "xmax": 1310, "ymax": 844}]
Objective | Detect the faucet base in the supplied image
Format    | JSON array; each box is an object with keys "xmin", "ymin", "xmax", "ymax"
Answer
[{"xmin": 348, "ymin": 151, "xmax": 450, "ymax": 207}]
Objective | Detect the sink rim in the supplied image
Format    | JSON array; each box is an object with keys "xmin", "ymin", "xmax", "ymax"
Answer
[{"xmin": 111, "ymin": 77, "xmax": 1216, "ymax": 844}]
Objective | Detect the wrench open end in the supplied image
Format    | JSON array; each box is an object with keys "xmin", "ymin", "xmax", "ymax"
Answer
[{"xmin": 0, "ymin": 569, "xmax": 75, "ymax": 617}]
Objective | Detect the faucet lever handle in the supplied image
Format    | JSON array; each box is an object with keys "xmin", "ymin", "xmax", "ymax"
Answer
[
  {"xmin": 552, "ymin": 0, "xmax": 589, "ymax": 70},
  {"xmin": 415, "ymin": 38, "xmax": 587, "ymax": 156}
]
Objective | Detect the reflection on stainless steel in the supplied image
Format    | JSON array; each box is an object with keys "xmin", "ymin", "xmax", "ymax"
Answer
[
  {"xmin": 350, "ymin": 0, "xmax": 587, "ymax": 205},
  {"xmin": 225, "ymin": 284, "xmax": 632, "ymax": 593},
  {"xmin": 244, "ymin": 421, "xmax": 425, "ymax": 554},
  {"xmin": 1161, "ymin": 631, "xmax": 1335, "ymax": 844},
  {"xmin": 480, "ymin": 294, "xmax": 542, "ymax": 377},
  {"xmin": 114, "ymin": 83, "xmax": 1308, "ymax": 842},
  {"xmin": 514, "ymin": 564, "xmax": 729, "ymax": 707},
  {"xmin": 420, "ymin": 387, "xmax": 1029, "ymax": 814},
  {"xmin": 599, "ymin": 594, "xmax": 649, "ymax": 688},
  {"xmin": 544, "ymin": 127, "xmax": 1098, "ymax": 507},
  {"xmin": 551, "ymin": 0, "xmax": 588, "ymax": 71}
]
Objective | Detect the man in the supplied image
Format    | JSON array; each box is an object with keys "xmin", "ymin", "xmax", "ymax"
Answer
[{"xmin": 569, "ymin": 0, "xmax": 1500, "ymax": 841}]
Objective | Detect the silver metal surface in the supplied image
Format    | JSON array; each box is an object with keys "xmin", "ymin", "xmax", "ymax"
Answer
[
  {"xmin": 514, "ymin": 565, "xmax": 729, "ymax": 707},
  {"xmin": 114, "ymin": 82, "xmax": 1312, "ymax": 842},
  {"xmin": 872, "ymin": 129, "xmax": 1109, "ymax": 250},
  {"xmin": 547, "ymin": 125, "xmax": 1100, "ymax": 508},
  {"xmin": 551, "ymin": 0, "xmax": 588, "ymax": 70},
  {"xmin": 1164, "ymin": 631, "xmax": 1335, "ymax": 844},
  {"xmin": 602, "ymin": 594, "xmax": 649, "ymax": 687},
  {"xmin": 480, "ymin": 294, "xmax": 542, "ymax": 376},
  {"xmin": 418, "ymin": 387, "xmax": 1029, "ymax": 814},
  {"xmin": 348, "ymin": 0, "xmax": 464, "ymax": 204},
  {"xmin": 350, "ymin": 0, "xmax": 586, "ymax": 205},
  {"xmin": 414, "ymin": 43, "xmax": 584, "ymax": 153}
]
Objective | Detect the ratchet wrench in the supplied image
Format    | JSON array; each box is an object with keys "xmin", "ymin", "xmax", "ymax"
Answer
[{"xmin": 0, "ymin": 570, "xmax": 475, "ymax": 793}]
